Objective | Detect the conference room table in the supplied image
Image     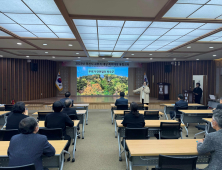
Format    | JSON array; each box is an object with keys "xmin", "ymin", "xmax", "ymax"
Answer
[
  {"xmin": 202, "ymin": 118, "xmax": 215, "ymax": 134},
  {"xmin": 178, "ymin": 110, "xmax": 213, "ymax": 137},
  {"xmin": 0, "ymin": 140, "xmax": 68, "ymax": 170},
  {"xmin": 126, "ymin": 139, "xmax": 210, "ymax": 170},
  {"xmin": 38, "ymin": 120, "xmax": 80, "ymax": 162},
  {"xmin": 116, "ymin": 120, "xmax": 185, "ymax": 161},
  {"xmin": 161, "ymin": 103, "xmax": 204, "ymax": 120},
  {"xmin": 113, "ymin": 110, "xmax": 163, "ymax": 138},
  {"xmin": 0, "ymin": 111, "xmax": 10, "ymax": 128},
  {"xmin": 33, "ymin": 110, "xmax": 87, "ymax": 139},
  {"xmin": 48, "ymin": 104, "xmax": 89, "ymax": 125},
  {"xmin": 110, "ymin": 104, "xmax": 149, "ymax": 124}
]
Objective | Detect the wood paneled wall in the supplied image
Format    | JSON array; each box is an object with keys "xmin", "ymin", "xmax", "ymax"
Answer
[
  {"xmin": 147, "ymin": 61, "xmax": 216, "ymax": 105},
  {"xmin": 0, "ymin": 58, "xmax": 57, "ymax": 104}
]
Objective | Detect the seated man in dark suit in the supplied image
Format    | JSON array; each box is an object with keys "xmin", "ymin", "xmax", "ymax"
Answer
[
  {"xmin": 6, "ymin": 102, "xmax": 29, "ymax": 129},
  {"xmin": 62, "ymin": 99, "xmax": 78, "ymax": 118},
  {"xmin": 8, "ymin": 117, "xmax": 55, "ymax": 170},
  {"xmin": 170, "ymin": 94, "xmax": 188, "ymax": 119},
  {"xmin": 115, "ymin": 92, "xmax": 128, "ymax": 106},
  {"xmin": 45, "ymin": 101, "xmax": 74, "ymax": 154},
  {"xmin": 60, "ymin": 91, "xmax": 74, "ymax": 108}
]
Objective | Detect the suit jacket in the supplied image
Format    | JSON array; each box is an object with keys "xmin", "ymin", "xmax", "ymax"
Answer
[
  {"xmin": 60, "ymin": 97, "xmax": 74, "ymax": 108},
  {"xmin": 6, "ymin": 112, "xmax": 28, "ymax": 129},
  {"xmin": 61, "ymin": 108, "xmax": 78, "ymax": 120},
  {"xmin": 45, "ymin": 112, "xmax": 74, "ymax": 136},
  {"xmin": 174, "ymin": 100, "xmax": 188, "ymax": 112},
  {"xmin": 115, "ymin": 97, "xmax": 128, "ymax": 106},
  {"xmin": 121, "ymin": 112, "xmax": 145, "ymax": 128},
  {"xmin": 197, "ymin": 129, "xmax": 222, "ymax": 170},
  {"xmin": 133, "ymin": 86, "xmax": 150, "ymax": 103},
  {"xmin": 8, "ymin": 133, "xmax": 55, "ymax": 170}
]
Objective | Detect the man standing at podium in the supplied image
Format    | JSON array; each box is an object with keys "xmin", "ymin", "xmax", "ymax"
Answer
[
  {"xmin": 133, "ymin": 82, "xmax": 150, "ymax": 105},
  {"xmin": 193, "ymin": 83, "xmax": 202, "ymax": 104}
]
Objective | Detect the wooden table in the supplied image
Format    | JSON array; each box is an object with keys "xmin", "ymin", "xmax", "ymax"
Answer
[
  {"xmin": 33, "ymin": 110, "xmax": 87, "ymax": 139},
  {"xmin": 39, "ymin": 120, "xmax": 80, "ymax": 162},
  {"xmin": 0, "ymin": 140, "xmax": 68, "ymax": 170},
  {"xmin": 202, "ymin": 118, "xmax": 215, "ymax": 134},
  {"xmin": 161, "ymin": 103, "xmax": 204, "ymax": 120},
  {"xmin": 110, "ymin": 104, "xmax": 149, "ymax": 124},
  {"xmin": 116, "ymin": 120, "xmax": 184, "ymax": 161},
  {"xmin": 0, "ymin": 111, "xmax": 10, "ymax": 128},
  {"xmin": 126, "ymin": 139, "xmax": 209, "ymax": 170},
  {"xmin": 113, "ymin": 110, "xmax": 163, "ymax": 138},
  {"xmin": 47, "ymin": 104, "xmax": 89, "ymax": 125},
  {"xmin": 178, "ymin": 110, "xmax": 213, "ymax": 137}
]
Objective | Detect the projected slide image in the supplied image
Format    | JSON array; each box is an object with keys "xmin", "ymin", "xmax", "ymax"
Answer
[{"xmin": 77, "ymin": 67, "xmax": 128, "ymax": 96}]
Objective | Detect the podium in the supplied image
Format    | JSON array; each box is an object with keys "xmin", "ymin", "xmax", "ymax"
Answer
[
  {"xmin": 183, "ymin": 90, "xmax": 194, "ymax": 103},
  {"xmin": 157, "ymin": 82, "xmax": 170, "ymax": 100}
]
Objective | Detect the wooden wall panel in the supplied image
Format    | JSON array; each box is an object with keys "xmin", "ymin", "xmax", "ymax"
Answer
[
  {"xmin": 147, "ymin": 61, "xmax": 216, "ymax": 105},
  {"xmin": 0, "ymin": 58, "xmax": 57, "ymax": 104}
]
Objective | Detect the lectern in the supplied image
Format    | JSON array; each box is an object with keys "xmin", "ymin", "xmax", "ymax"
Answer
[
  {"xmin": 183, "ymin": 90, "xmax": 194, "ymax": 103},
  {"xmin": 157, "ymin": 82, "xmax": 170, "ymax": 100}
]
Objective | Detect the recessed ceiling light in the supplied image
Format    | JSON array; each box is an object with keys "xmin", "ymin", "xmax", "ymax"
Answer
[
  {"xmin": 213, "ymin": 55, "xmax": 217, "ymax": 57},
  {"xmin": 45, "ymin": 52, "xmax": 48, "ymax": 53},
  {"xmin": 0, "ymin": 55, "xmax": 3, "ymax": 57},
  {"xmin": 68, "ymin": 44, "xmax": 73, "ymax": 46},
  {"xmin": 76, "ymin": 53, "xmax": 79, "ymax": 54},
  {"xmin": 187, "ymin": 46, "xmax": 191, "ymax": 48},
  {"xmin": 17, "ymin": 43, "xmax": 22, "ymax": 45},
  {"xmin": 43, "ymin": 44, "xmax": 47, "ymax": 46},
  {"xmin": 126, "ymin": 58, "xmax": 129, "ymax": 59},
  {"xmin": 52, "ymin": 56, "xmax": 55, "ymax": 58},
  {"xmin": 196, "ymin": 59, "xmax": 199, "ymax": 60},
  {"xmin": 78, "ymin": 57, "xmax": 81, "ymax": 58},
  {"xmin": 102, "ymin": 58, "xmax": 105, "ymax": 59},
  {"xmin": 150, "ymin": 58, "xmax": 153, "ymax": 60},
  {"xmin": 26, "ymin": 56, "xmax": 29, "ymax": 58},
  {"xmin": 131, "ymin": 54, "xmax": 134, "ymax": 55},
  {"xmin": 149, "ymin": 54, "xmax": 153, "ymax": 55},
  {"xmin": 209, "ymin": 47, "xmax": 214, "ymax": 49},
  {"xmin": 173, "ymin": 58, "xmax": 176, "ymax": 60}
]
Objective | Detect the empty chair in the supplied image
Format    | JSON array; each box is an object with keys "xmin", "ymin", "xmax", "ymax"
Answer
[
  {"xmin": 160, "ymin": 122, "xmax": 182, "ymax": 139},
  {"xmin": 116, "ymin": 105, "xmax": 128, "ymax": 110},
  {"xmin": 37, "ymin": 112, "xmax": 52, "ymax": 121},
  {"xmin": 196, "ymin": 106, "xmax": 208, "ymax": 110},
  {"xmin": 0, "ymin": 164, "xmax": 36, "ymax": 170},
  {"xmin": 144, "ymin": 111, "xmax": 159, "ymax": 120},
  {"xmin": 152, "ymin": 155, "xmax": 198, "ymax": 170},
  {"xmin": 124, "ymin": 111, "xmax": 130, "ymax": 116},
  {"xmin": 0, "ymin": 129, "xmax": 19, "ymax": 141},
  {"xmin": 4, "ymin": 105, "xmax": 14, "ymax": 111}
]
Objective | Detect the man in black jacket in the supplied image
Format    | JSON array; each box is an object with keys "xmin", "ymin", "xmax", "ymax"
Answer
[
  {"xmin": 61, "ymin": 99, "xmax": 78, "ymax": 119},
  {"xmin": 170, "ymin": 94, "xmax": 188, "ymax": 119},
  {"xmin": 8, "ymin": 117, "xmax": 55, "ymax": 170},
  {"xmin": 115, "ymin": 92, "xmax": 128, "ymax": 106},
  {"xmin": 193, "ymin": 83, "xmax": 203, "ymax": 104},
  {"xmin": 45, "ymin": 101, "xmax": 74, "ymax": 153},
  {"xmin": 60, "ymin": 91, "xmax": 74, "ymax": 108}
]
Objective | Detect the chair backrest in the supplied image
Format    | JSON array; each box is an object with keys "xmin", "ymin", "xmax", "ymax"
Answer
[
  {"xmin": 196, "ymin": 106, "xmax": 208, "ymax": 110},
  {"xmin": 68, "ymin": 114, "xmax": 77, "ymax": 120},
  {"xmin": 0, "ymin": 129, "xmax": 19, "ymax": 141},
  {"xmin": 38, "ymin": 128, "xmax": 63, "ymax": 140},
  {"xmin": 144, "ymin": 111, "xmax": 159, "ymax": 120},
  {"xmin": 124, "ymin": 111, "xmax": 130, "ymax": 116},
  {"xmin": 158, "ymin": 154, "xmax": 198, "ymax": 170},
  {"xmin": 0, "ymin": 107, "xmax": 5, "ymax": 111},
  {"xmin": 160, "ymin": 122, "xmax": 181, "ymax": 139},
  {"xmin": 125, "ymin": 128, "xmax": 149, "ymax": 140},
  {"xmin": 4, "ymin": 105, "xmax": 14, "ymax": 111},
  {"xmin": 137, "ymin": 104, "xmax": 144, "ymax": 110},
  {"xmin": 0, "ymin": 164, "xmax": 36, "ymax": 170},
  {"xmin": 117, "ymin": 105, "xmax": 128, "ymax": 110},
  {"xmin": 37, "ymin": 112, "xmax": 52, "ymax": 121},
  {"xmin": 175, "ymin": 106, "xmax": 188, "ymax": 114}
]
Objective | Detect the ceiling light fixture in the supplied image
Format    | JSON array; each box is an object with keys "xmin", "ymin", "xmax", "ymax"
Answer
[
  {"xmin": 102, "ymin": 58, "xmax": 105, "ymax": 59},
  {"xmin": 43, "ymin": 44, "xmax": 47, "ymax": 46},
  {"xmin": 45, "ymin": 52, "xmax": 48, "ymax": 53},
  {"xmin": 131, "ymin": 54, "xmax": 134, "ymax": 55},
  {"xmin": 68, "ymin": 44, "xmax": 73, "ymax": 46},
  {"xmin": 26, "ymin": 56, "xmax": 29, "ymax": 58},
  {"xmin": 173, "ymin": 58, "xmax": 176, "ymax": 60},
  {"xmin": 78, "ymin": 57, "xmax": 81, "ymax": 58},
  {"xmin": 209, "ymin": 47, "xmax": 214, "ymax": 49},
  {"xmin": 149, "ymin": 54, "xmax": 153, "ymax": 55},
  {"xmin": 150, "ymin": 58, "xmax": 153, "ymax": 60},
  {"xmin": 126, "ymin": 58, "xmax": 129, "ymax": 59},
  {"xmin": 0, "ymin": 55, "xmax": 3, "ymax": 57},
  {"xmin": 17, "ymin": 43, "xmax": 22, "ymax": 45},
  {"xmin": 213, "ymin": 55, "xmax": 217, "ymax": 57},
  {"xmin": 187, "ymin": 46, "xmax": 191, "ymax": 48},
  {"xmin": 76, "ymin": 53, "xmax": 79, "ymax": 54},
  {"xmin": 196, "ymin": 59, "xmax": 199, "ymax": 60},
  {"xmin": 52, "ymin": 56, "xmax": 55, "ymax": 58}
]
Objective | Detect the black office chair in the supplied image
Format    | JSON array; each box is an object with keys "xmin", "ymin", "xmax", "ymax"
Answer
[
  {"xmin": 137, "ymin": 104, "xmax": 144, "ymax": 110},
  {"xmin": 159, "ymin": 122, "xmax": 182, "ymax": 139},
  {"xmin": 0, "ymin": 107, "xmax": 5, "ymax": 111},
  {"xmin": 38, "ymin": 128, "xmax": 71, "ymax": 161},
  {"xmin": 4, "ymin": 105, "xmax": 14, "ymax": 111},
  {"xmin": 174, "ymin": 106, "xmax": 188, "ymax": 120},
  {"xmin": 116, "ymin": 105, "xmax": 128, "ymax": 110},
  {"xmin": 0, "ymin": 129, "xmax": 19, "ymax": 141},
  {"xmin": 144, "ymin": 111, "xmax": 159, "ymax": 120},
  {"xmin": 152, "ymin": 155, "xmax": 198, "ymax": 170},
  {"xmin": 124, "ymin": 111, "xmax": 130, "ymax": 116},
  {"xmin": 196, "ymin": 106, "xmax": 208, "ymax": 110},
  {"xmin": 37, "ymin": 112, "xmax": 52, "ymax": 121},
  {"xmin": 0, "ymin": 164, "xmax": 36, "ymax": 170}
]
